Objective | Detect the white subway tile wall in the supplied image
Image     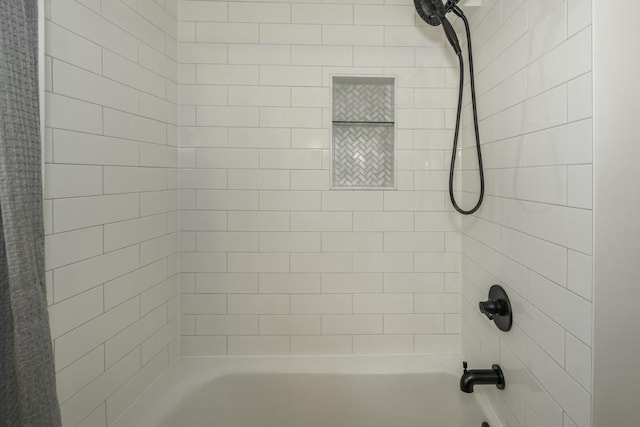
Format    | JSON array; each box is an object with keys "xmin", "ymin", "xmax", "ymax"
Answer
[
  {"xmin": 44, "ymin": 0, "xmax": 179, "ymax": 426},
  {"xmin": 460, "ymin": 2, "xmax": 593, "ymax": 427},
  {"xmin": 178, "ymin": 0, "xmax": 462, "ymax": 358},
  {"xmin": 42, "ymin": 1, "xmax": 594, "ymax": 426}
]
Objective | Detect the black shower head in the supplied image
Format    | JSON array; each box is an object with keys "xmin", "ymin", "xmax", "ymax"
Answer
[
  {"xmin": 414, "ymin": 0, "xmax": 462, "ymax": 55},
  {"xmin": 414, "ymin": 0, "xmax": 444, "ymax": 26}
]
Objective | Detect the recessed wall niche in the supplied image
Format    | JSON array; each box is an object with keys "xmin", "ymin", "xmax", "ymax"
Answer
[{"xmin": 331, "ymin": 76, "xmax": 396, "ymax": 189}]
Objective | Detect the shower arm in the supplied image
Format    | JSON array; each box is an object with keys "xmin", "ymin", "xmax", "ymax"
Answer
[{"xmin": 444, "ymin": 0, "xmax": 461, "ymax": 13}]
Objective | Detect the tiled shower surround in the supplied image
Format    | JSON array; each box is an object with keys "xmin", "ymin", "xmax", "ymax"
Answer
[
  {"xmin": 178, "ymin": 1, "xmax": 463, "ymax": 355},
  {"xmin": 459, "ymin": 1, "xmax": 593, "ymax": 427},
  {"xmin": 41, "ymin": 0, "xmax": 594, "ymax": 426},
  {"xmin": 44, "ymin": 0, "xmax": 179, "ymax": 425}
]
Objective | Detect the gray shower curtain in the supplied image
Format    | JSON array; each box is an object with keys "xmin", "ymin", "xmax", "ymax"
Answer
[{"xmin": 0, "ymin": 1, "xmax": 62, "ymax": 426}]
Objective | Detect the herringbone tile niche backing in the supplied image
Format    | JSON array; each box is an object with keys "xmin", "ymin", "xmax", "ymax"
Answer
[{"xmin": 332, "ymin": 76, "xmax": 396, "ymax": 189}]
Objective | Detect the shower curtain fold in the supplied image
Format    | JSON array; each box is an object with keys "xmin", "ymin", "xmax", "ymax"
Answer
[{"xmin": 0, "ymin": 1, "xmax": 61, "ymax": 426}]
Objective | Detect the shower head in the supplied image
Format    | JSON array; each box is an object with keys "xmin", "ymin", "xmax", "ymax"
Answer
[
  {"xmin": 414, "ymin": 0, "xmax": 462, "ymax": 55},
  {"xmin": 414, "ymin": 0, "xmax": 445, "ymax": 26}
]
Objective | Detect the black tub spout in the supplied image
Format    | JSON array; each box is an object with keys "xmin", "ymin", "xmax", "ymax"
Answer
[{"xmin": 460, "ymin": 361, "xmax": 505, "ymax": 393}]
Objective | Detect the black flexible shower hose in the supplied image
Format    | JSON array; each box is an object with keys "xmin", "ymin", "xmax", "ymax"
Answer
[{"xmin": 448, "ymin": 7, "xmax": 484, "ymax": 215}]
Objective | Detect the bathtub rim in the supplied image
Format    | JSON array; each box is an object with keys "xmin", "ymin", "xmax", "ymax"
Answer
[{"xmin": 112, "ymin": 353, "xmax": 505, "ymax": 427}]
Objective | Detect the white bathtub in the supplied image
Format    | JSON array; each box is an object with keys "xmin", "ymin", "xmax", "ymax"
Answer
[{"xmin": 114, "ymin": 354, "xmax": 504, "ymax": 427}]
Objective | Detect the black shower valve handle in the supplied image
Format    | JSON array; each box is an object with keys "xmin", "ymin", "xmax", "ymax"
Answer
[
  {"xmin": 478, "ymin": 299, "xmax": 507, "ymax": 320},
  {"xmin": 479, "ymin": 285, "xmax": 513, "ymax": 332},
  {"xmin": 478, "ymin": 300, "xmax": 494, "ymax": 320}
]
